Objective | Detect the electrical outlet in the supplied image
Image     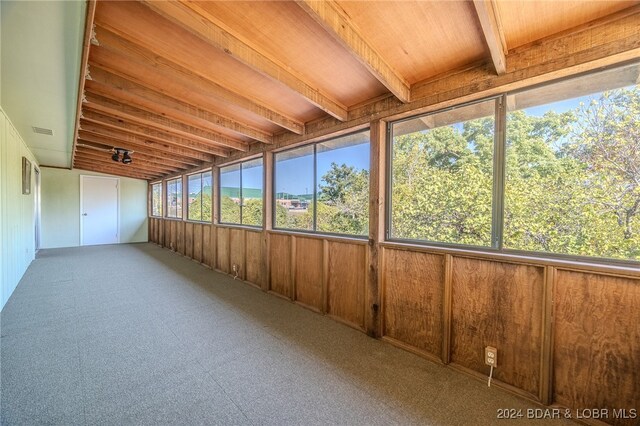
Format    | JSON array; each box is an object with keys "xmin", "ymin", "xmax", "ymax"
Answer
[
  {"xmin": 485, "ymin": 346, "xmax": 497, "ymax": 367},
  {"xmin": 232, "ymin": 264, "xmax": 238, "ymax": 272}
]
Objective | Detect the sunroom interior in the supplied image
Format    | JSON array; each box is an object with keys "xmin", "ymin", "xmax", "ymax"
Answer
[{"xmin": 1, "ymin": 0, "xmax": 638, "ymax": 424}]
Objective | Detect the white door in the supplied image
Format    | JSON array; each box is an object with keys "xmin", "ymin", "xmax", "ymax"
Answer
[{"xmin": 81, "ymin": 176, "xmax": 119, "ymax": 246}]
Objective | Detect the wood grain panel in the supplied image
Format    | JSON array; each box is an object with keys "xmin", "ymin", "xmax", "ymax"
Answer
[
  {"xmin": 229, "ymin": 228, "xmax": 245, "ymax": 280},
  {"xmin": 294, "ymin": 237, "xmax": 324, "ymax": 312},
  {"xmin": 170, "ymin": 220, "xmax": 178, "ymax": 251},
  {"xmin": 185, "ymin": 222, "xmax": 194, "ymax": 259},
  {"xmin": 216, "ymin": 227, "xmax": 230, "ymax": 273},
  {"xmin": 176, "ymin": 221, "xmax": 185, "ymax": 255},
  {"xmin": 202, "ymin": 225, "xmax": 212, "ymax": 267},
  {"xmin": 327, "ymin": 242, "xmax": 366, "ymax": 329},
  {"xmin": 269, "ymin": 233, "xmax": 291, "ymax": 298},
  {"xmin": 553, "ymin": 271, "xmax": 640, "ymax": 425},
  {"xmin": 193, "ymin": 223, "xmax": 203, "ymax": 263},
  {"xmin": 245, "ymin": 231, "xmax": 263, "ymax": 287},
  {"xmin": 450, "ymin": 257, "xmax": 544, "ymax": 397},
  {"xmin": 158, "ymin": 219, "xmax": 165, "ymax": 247},
  {"xmin": 382, "ymin": 249, "xmax": 444, "ymax": 358}
]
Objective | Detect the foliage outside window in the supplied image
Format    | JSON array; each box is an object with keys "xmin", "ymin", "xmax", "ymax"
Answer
[
  {"xmin": 187, "ymin": 171, "xmax": 212, "ymax": 222},
  {"xmin": 390, "ymin": 100, "xmax": 496, "ymax": 247},
  {"xmin": 274, "ymin": 130, "xmax": 370, "ymax": 236},
  {"xmin": 151, "ymin": 182, "xmax": 162, "ymax": 217},
  {"xmin": 389, "ymin": 62, "xmax": 639, "ymax": 262},
  {"xmin": 166, "ymin": 177, "xmax": 182, "ymax": 219},
  {"xmin": 219, "ymin": 158, "xmax": 264, "ymax": 226},
  {"xmin": 503, "ymin": 63, "xmax": 639, "ymax": 261}
]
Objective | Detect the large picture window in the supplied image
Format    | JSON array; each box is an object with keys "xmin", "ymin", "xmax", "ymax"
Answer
[
  {"xmin": 504, "ymin": 63, "xmax": 640, "ymax": 261},
  {"xmin": 390, "ymin": 99, "xmax": 496, "ymax": 247},
  {"xmin": 219, "ymin": 157, "xmax": 264, "ymax": 226},
  {"xmin": 166, "ymin": 177, "xmax": 182, "ymax": 219},
  {"xmin": 274, "ymin": 130, "xmax": 370, "ymax": 236},
  {"xmin": 151, "ymin": 182, "xmax": 162, "ymax": 217},
  {"xmin": 388, "ymin": 62, "xmax": 639, "ymax": 263},
  {"xmin": 187, "ymin": 170, "xmax": 212, "ymax": 222}
]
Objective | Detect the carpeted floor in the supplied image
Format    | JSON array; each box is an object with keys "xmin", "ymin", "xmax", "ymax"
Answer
[{"xmin": 1, "ymin": 243, "xmax": 570, "ymax": 425}]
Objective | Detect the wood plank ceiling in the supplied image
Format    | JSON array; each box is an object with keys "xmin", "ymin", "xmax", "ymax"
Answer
[{"xmin": 71, "ymin": 0, "xmax": 637, "ymax": 181}]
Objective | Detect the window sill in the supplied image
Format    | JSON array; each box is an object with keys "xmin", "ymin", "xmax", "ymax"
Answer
[{"xmin": 381, "ymin": 240, "xmax": 640, "ymax": 278}]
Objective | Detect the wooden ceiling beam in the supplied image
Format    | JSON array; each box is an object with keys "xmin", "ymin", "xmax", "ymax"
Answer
[
  {"xmin": 83, "ymin": 94, "xmax": 249, "ymax": 152},
  {"xmin": 81, "ymin": 110, "xmax": 230, "ymax": 159},
  {"xmin": 141, "ymin": 0, "xmax": 348, "ymax": 121},
  {"xmin": 77, "ymin": 136, "xmax": 196, "ymax": 169},
  {"xmin": 78, "ymin": 124, "xmax": 210, "ymax": 166},
  {"xmin": 73, "ymin": 161, "xmax": 157, "ymax": 180},
  {"xmin": 472, "ymin": 0, "xmax": 507, "ymax": 75},
  {"xmin": 85, "ymin": 75, "xmax": 273, "ymax": 145},
  {"xmin": 296, "ymin": 0, "xmax": 411, "ymax": 103},
  {"xmin": 75, "ymin": 149, "xmax": 177, "ymax": 175},
  {"xmin": 92, "ymin": 26, "xmax": 304, "ymax": 135}
]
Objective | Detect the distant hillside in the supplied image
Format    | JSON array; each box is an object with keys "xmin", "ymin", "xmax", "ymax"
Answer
[{"xmin": 221, "ymin": 187, "xmax": 262, "ymax": 199}]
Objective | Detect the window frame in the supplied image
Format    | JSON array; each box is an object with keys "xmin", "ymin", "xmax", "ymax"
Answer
[
  {"xmin": 165, "ymin": 176, "xmax": 183, "ymax": 219},
  {"xmin": 272, "ymin": 129, "xmax": 371, "ymax": 239},
  {"xmin": 150, "ymin": 181, "xmax": 163, "ymax": 218},
  {"xmin": 384, "ymin": 62, "xmax": 640, "ymax": 266},
  {"xmin": 186, "ymin": 169, "xmax": 212, "ymax": 223},
  {"xmin": 217, "ymin": 156, "xmax": 264, "ymax": 229}
]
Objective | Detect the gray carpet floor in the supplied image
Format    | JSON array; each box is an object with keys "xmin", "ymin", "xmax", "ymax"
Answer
[{"xmin": 1, "ymin": 243, "xmax": 571, "ymax": 425}]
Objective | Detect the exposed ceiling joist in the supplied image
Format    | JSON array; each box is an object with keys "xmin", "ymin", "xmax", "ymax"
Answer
[
  {"xmin": 472, "ymin": 0, "xmax": 507, "ymax": 75},
  {"xmin": 296, "ymin": 0, "xmax": 411, "ymax": 103},
  {"xmin": 81, "ymin": 112, "xmax": 225, "ymax": 160},
  {"xmin": 141, "ymin": 0, "xmax": 348, "ymax": 121},
  {"xmin": 73, "ymin": 161, "xmax": 157, "ymax": 180},
  {"xmin": 77, "ymin": 139, "xmax": 193, "ymax": 170},
  {"xmin": 78, "ymin": 129, "xmax": 205, "ymax": 168},
  {"xmin": 75, "ymin": 148, "xmax": 178, "ymax": 174},
  {"xmin": 90, "ymin": 30, "xmax": 304, "ymax": 135},
  {"xmin": 82, "ymin": 99, "xmax": 248, "ymax": 153},
  {"xmin": 85, "ymin": 76, "xmax": 273, "ymax": 144}
]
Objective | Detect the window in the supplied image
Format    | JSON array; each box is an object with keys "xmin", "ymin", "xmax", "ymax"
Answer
[
  {"xmin": 151, "ymin": 182, "xmax": 162, "ymax": 217},
  {"xmin": 219, "ymin": 157, "xmax": 264, "ymax": 226},
  {"xmin": 187, "ymin": 170, "xmax": 212, "ymax": 222},
  {"xmin": 390, "ymin": 99, "xmax": 497, "ymax": 247},
  {"xmin": 166, "ymin": 177, "xmax": 182, "ymax": 219},
  {"xmin": 503, "ymin": 63, "xmax": 640, "ymax": 261},
  {"xmin": 388, "ymin": 62, "xmax": 639, "ymax": 263},
  {"xmin": 274, "ymin": 130, "xmax": 370, "ymax": 236}
]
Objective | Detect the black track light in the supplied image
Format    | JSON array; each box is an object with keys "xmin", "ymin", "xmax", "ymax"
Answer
[
  {"xmin": 111, "ymin": 151, "xmax": 120, "ymax": 162},
  {"xmin": 122, "ymin": 151, "xmax": 132, "ymax": 164}
]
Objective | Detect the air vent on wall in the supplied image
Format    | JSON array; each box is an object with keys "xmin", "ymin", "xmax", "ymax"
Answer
[{"xmin": 32, "ymin": 126, "xmax": 53, "ymax": 136}]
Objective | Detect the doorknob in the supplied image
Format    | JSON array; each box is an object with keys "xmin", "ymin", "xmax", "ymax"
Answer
[{"xmin": 82, "ymin": 213, "xmax": 88, "ymax": 216}]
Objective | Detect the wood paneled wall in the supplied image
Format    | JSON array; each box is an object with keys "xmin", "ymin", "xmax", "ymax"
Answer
[{"xmin": 148, "ymin": 210, "xmax": 639, "ymax": 426}]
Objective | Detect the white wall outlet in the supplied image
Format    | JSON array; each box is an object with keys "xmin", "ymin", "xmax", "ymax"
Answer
[{"xmin": 485, "ymin": 346, "xmax": 497, "ymax": 367}]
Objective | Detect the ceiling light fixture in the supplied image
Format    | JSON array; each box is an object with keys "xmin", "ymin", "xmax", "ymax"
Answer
[{"xmin": 111, "ymin": 148, "xmax": 134, "ymax": 164}]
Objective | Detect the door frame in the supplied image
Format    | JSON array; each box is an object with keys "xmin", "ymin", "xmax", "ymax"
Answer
[{"xmin": 80, "ymin": 175, "xmax": 121, "ymax": 246}]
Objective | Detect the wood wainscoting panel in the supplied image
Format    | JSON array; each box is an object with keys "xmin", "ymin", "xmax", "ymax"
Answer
[
  {"xmin": 450, "ymin": 257, "xmax": 544, "ymax": 397},
  {"xmin": 294, "ymin": 237, "xmax": 324, "ymax": 312},
  {"xmin": 229, "ymin": 228, "xmax": 245, "ymax": 280},
  {"xmin": 216, "ymin": 227, "xmax": 230, "ymax": 273},
  {"xmin": 170, "ymin": 220, "xmax": 178, "ymax": 251},
  {"xmin": 158, "ymin": 219, "xmax": 164, "ymax": 246},
  {"xmin": 177, "ymin": 221, "xmax": 185, "ymax": 255},
  {"xmin": 185, "ymin": 222, "xmax": 194, "ymax": 259},
  {"xmin": 193, "ymin": 223, "xmax": 203, "ymax": 263},
  {"xmin": 245, "ymin": 230, "xmax": 264, "ymax": 287},
  {"xmin": 202, "ymin": 225, "xmax": 212, "ymax": 267},
  {"xmin": 553, "ymin": 270, "xmax": 640, "ymax": 425},
  {"xmin": 269, "ymin": 233, "xmax": 292, "ymax": 298},
  {"xmin": 327, "ymin": 241, "xmax": 366, "ymax": 330},
  {"xmin": 382, "ymin": 248, "xmax": 445, "ymax": 358}
]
